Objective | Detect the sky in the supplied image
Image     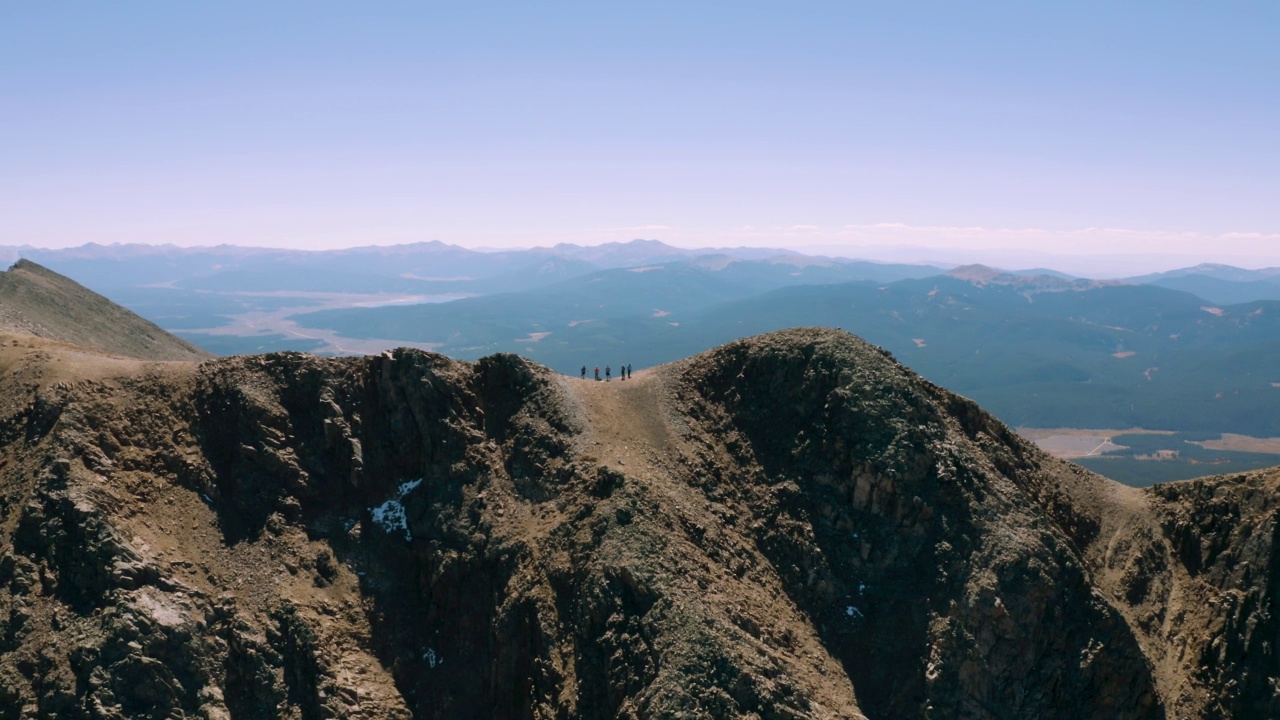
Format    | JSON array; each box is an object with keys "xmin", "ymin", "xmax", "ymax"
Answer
[{"xmin": 3, "ymin": 2, "xmax": 1278, "ymax": 272}]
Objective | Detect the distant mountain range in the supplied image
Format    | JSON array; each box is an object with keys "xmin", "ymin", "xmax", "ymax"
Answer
[
  {"xmin": 299, "ymin": 261, "xmax": 1280, "ymax": 436},
  {"xmin": 0, "ymin": 239, "xmax": 942, "ymax": 296},
  {"xmin": 3, "ymin": 240, "xmax": 1278, "ymax": 440},
  {"xmin": 1126, "ymin": 263, "xmax": 1280, "ymax": 305}
]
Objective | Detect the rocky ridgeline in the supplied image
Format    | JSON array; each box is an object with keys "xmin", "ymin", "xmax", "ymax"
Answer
[{"xmin": 0, "ymin": 328, "xmax": 1276, "ymax": 718}]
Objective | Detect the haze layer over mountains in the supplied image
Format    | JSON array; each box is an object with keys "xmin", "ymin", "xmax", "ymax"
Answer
[{"xmin": 5, "ymin": 240, "xmax": 1279, "ymax": 487}]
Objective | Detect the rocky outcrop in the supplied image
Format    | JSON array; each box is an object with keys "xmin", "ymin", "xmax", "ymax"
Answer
[
  {"xmin": 0, "ymin": 328, "xmax": 1275, "ymax": 717},
  {"xmin": 666, "ymin": 330, "xmax": 1161, "ymax": 718}
]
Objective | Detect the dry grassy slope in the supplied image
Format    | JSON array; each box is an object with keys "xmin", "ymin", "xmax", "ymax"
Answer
[
  {"xmin": 0, "ymin": 259, "xmax": 211, "ymax": 362},
  {"xmin": 0, "ymin": 327, "xmax": 1276, "ymax": 718}
]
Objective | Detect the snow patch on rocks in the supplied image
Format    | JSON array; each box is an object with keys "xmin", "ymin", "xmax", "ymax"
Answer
[{"xmin": 371, "ymin": 478, "xmax": 423, "ymax": 540}]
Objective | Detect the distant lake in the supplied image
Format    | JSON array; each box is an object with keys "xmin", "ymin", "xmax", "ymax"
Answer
[{"xmin": 352, "ymin": 294, "xmax": 471, "ymax": 308}]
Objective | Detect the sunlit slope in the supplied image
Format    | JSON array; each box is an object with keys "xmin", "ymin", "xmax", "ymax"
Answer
[{"xmin": 0, "ymin": 260, "xmax": 212, "ymax": 361}]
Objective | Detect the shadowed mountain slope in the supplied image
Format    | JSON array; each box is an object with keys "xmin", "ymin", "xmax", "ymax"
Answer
[
  {"xmin": 0, "ymin": 259, "xmax": 211, "ymax": 361},
  {"xmin": 0, "ymin": 328, "xmax": 1275, "ymax": 717}
]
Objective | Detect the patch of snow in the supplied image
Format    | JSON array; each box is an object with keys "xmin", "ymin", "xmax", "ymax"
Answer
[
  {"xmin": 845, "ymin": 605, "xmax": 863, "ymax": 618},
  {"xmin": 423, "ymin": 648, "xmax": 441, "ymax": 668},
  {"xmin": 372, "ymin": 478, "xmax": 423, "ymax": 540}
]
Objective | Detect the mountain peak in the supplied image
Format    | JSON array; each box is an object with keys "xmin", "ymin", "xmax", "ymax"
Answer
[
  {"xmin": 946, "ymin": 263, "xmax": 1099, "ymax": 291},
  {"xmin": 0, "ymin": 259, "xmax": 211, "ymax": 361},
  {"xmin": 946, "ymin": 263, "xmax": 1008, "ymax": 284}
]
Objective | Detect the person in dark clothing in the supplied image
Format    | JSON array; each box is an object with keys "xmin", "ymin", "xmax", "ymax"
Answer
[
  {"xmin": 581, "ymin": 365, "xmax": 587, "ymax": 379},
  {"xmin": 620, "ymin": 361, "xmax": 626, "ymax": 380},
  {"xmin": 605, "ymin": 365, "xmax": 611, "ymax": 381},
  {"xmin": 627, "ymin": 363, "xmax": 632, "ymax": 379}
]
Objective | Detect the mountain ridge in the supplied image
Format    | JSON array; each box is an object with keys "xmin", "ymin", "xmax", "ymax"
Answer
[
  {"xmin": 0, "ymin": 325, "xmax": 1275, "ymax": 717},
  {"xmin": 0, "ymin": 259, "xmax": 211, "ymax": 362},
  {"xmin": 7, "ymin": 249, "xmax": 1280, "ymax": 484},
  {"xmin": 296, "ymin": 268, "xmax": 1280, "ymax": 440}
]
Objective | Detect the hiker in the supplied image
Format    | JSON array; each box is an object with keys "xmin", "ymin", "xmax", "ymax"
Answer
[
  {"xmin": 627, "ymin": 363, "xmax": 632, "ymax": 379},
  {"xmin": 605, "ymin": 365, "xmax": 611, "ymax": 381},
  {"xmin": 581, "ymin": 365, "xmax": 586, "ymax": 379},
  {"xmin": 594, "ymin": 366, "xmax": 600, "ymax": 381},
  {"xmin": 620, "ymin": 361, "xmax": 626, "ymax": 380}
]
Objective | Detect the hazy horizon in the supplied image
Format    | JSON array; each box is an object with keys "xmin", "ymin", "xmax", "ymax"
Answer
[
  {"xmin": 3, "ymin": 3, "xmax": 1277, "ymax": 275},
  {"xmin": 4, "ymin": 235, "xmax": 1276, "ymax": 279}
]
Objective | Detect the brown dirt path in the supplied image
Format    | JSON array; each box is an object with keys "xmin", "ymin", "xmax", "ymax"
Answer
[{"xmin": 565, "ymin": 369, "xmax": 680, "ymax": 473}]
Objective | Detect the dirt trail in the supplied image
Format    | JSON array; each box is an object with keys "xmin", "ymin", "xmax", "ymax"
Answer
[{"xmin": 567, "ymin": 370, "xmax": 681, "ymax": 474}]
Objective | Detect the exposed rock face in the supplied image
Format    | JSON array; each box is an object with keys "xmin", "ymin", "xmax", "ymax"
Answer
[
  {"xmin": 0, "ymin": 327, "xmax": 1274, "ymax": 718},
  {"xmin": 669, "ymin": 334, "xmax": 1161, "ymax": 718}
]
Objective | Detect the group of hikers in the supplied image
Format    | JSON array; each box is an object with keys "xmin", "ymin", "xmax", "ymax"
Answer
[{"xmin": 582, "ymin": 363, "xmax": 632, "ymax": 381}]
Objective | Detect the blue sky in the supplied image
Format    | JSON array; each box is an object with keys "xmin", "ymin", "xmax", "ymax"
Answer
[{"xmin": 3, "ymin": 2, "xmax": 1278, "ymax": 268}]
